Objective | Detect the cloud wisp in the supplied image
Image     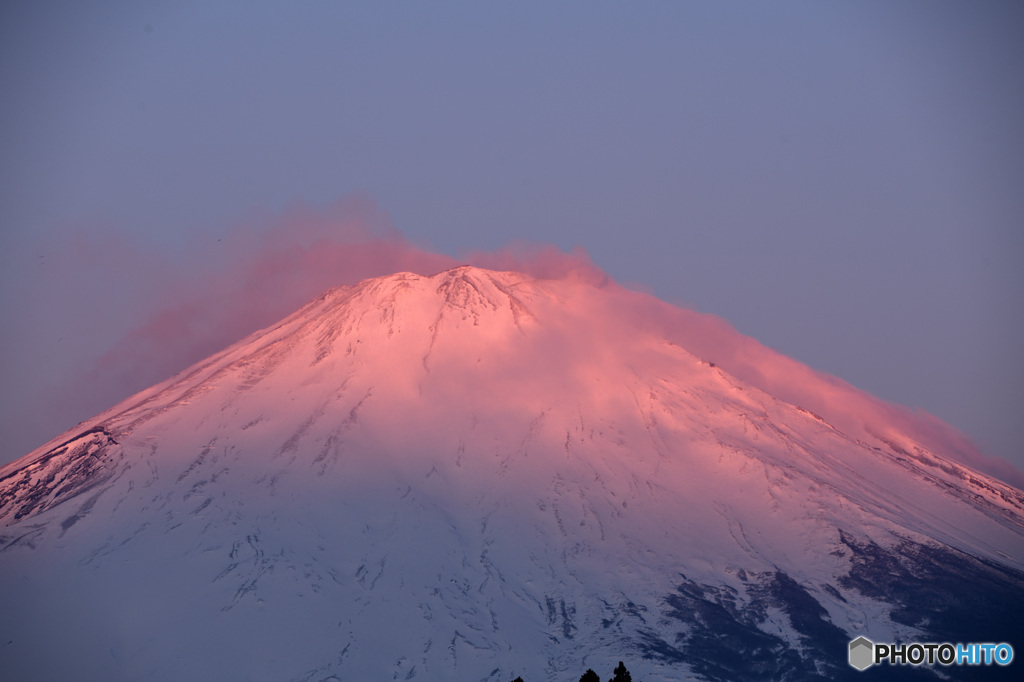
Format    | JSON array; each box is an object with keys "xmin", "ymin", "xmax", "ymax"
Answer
[{"xmin": 4, "ymin": 200, "xmax": 1021, "ymax": 489}]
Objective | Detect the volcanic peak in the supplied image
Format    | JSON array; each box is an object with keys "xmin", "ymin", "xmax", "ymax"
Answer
[{"xmin": 1, "ymin": 265, "xmax": 1024, "ymax": 681}]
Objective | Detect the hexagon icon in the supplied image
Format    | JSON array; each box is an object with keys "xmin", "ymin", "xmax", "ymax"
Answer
[{"xmin": 849, "ymin": 636, "xmax": 874, "ymax": 671}]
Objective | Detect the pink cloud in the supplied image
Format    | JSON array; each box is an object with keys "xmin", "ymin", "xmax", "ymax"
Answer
[
  {"xmin": 613, "ymin": 291, "xmax": 1024, "ymax": 488},
  {"xmin": 84, "ymin": 198, "xmax": 458, "ymax": 408},
  {"xmin": 464, "ymin": 242, "xmax": 609, "ymax": 286},
  {"xmin": 8, "ymin": 199, "xmax": 1022, "ymax": 489}
]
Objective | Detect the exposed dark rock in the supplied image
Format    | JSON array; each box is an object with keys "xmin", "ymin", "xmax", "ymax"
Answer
[
  {"xmin": 639, "ymin": 533, "xmax": 1024, "ymax": 680},
  {"xmin": 0, "ymin": 427, "xmax": 121, "ymax": 525}
]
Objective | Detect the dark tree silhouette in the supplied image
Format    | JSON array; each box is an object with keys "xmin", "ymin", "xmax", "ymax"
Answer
[
  {"xmin": 609, "ymin": 660, "xmax": 632, "ymax": 682},
  {"xmin": 508, "ymin": 662, "xmax": 638, "ymax": 682}
]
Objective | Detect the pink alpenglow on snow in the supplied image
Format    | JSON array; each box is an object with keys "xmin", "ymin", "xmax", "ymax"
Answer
[
  {"xmin": 620, "ymin": 293, "xmax": 1024, "ymax": 490},
  {"xmin": 10, "ymin": 211, "xmax": 1021, "ymax": 491}
]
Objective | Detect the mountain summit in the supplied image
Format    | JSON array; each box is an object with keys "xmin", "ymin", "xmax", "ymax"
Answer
[{"xmin": 2, "ymin": 266, "xmax": 1022, "ymax": 681}]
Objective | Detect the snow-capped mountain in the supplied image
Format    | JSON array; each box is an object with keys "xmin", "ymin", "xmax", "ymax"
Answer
[{"xmin": 2, "ymin": 266, "xmax": 1022, "ymax": 681}]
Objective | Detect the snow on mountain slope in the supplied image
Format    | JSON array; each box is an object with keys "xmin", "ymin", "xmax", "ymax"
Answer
[{"xmin": 1, "ymin": 266, "xmax": 1022, "ymax": 681}]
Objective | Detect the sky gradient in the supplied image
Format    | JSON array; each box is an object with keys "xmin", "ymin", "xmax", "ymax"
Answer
[{"xmin": 1, "ymin": 1, "xmax": 1022, "ymax": 477}]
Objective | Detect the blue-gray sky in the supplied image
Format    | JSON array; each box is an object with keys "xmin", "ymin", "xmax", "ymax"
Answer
[{"xmin": 2, "ymin": 1, "xmax": 1022, "ymax": 476}]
